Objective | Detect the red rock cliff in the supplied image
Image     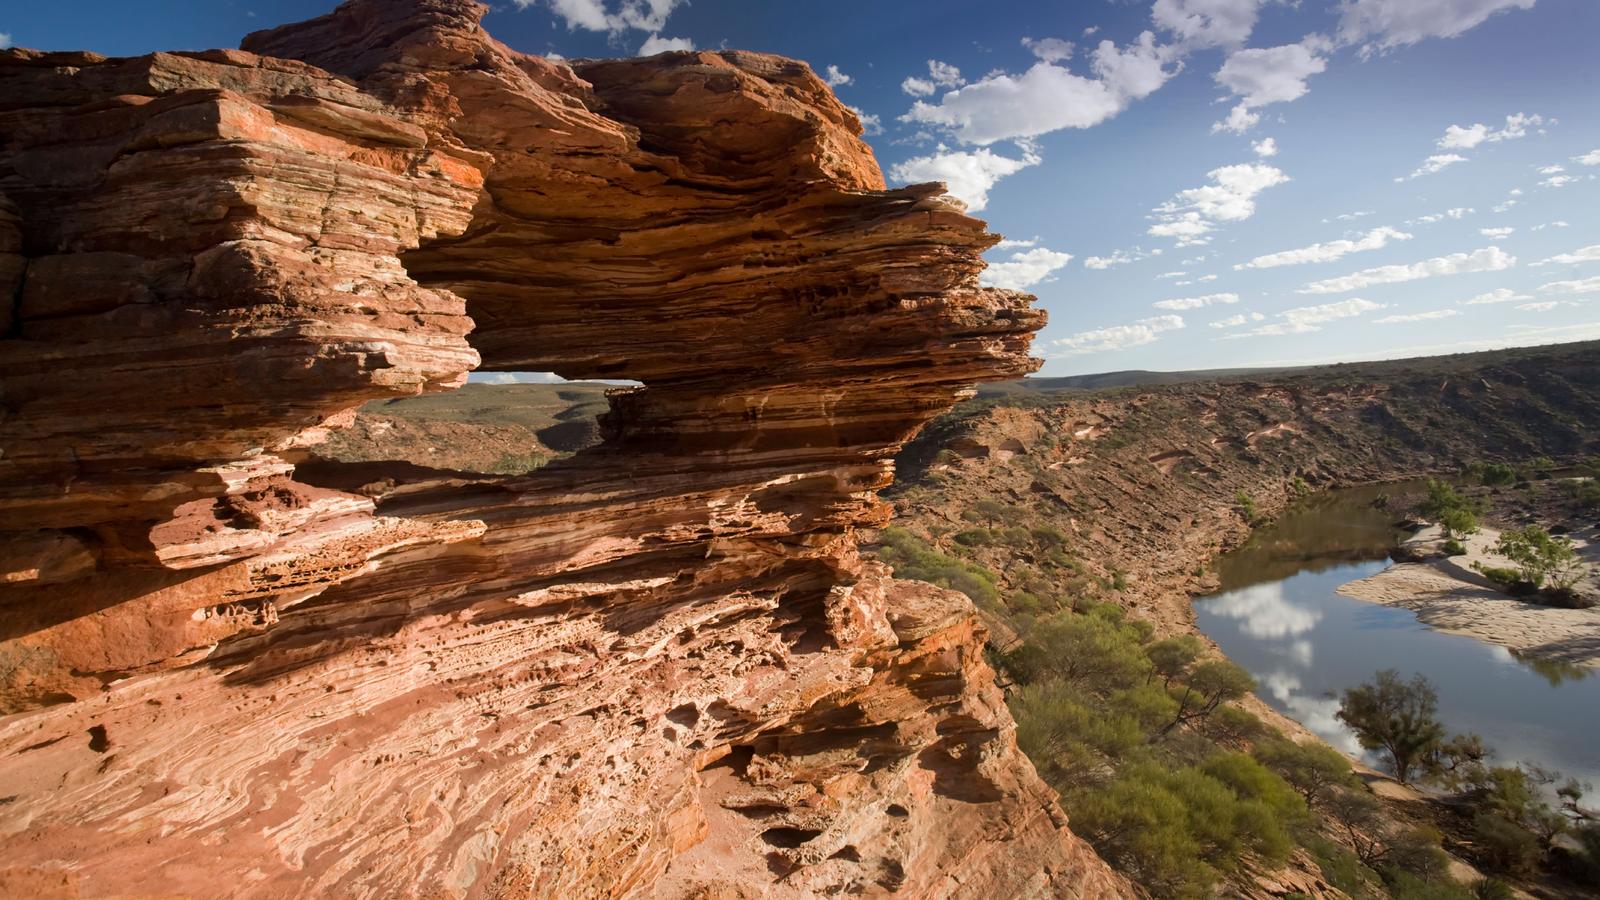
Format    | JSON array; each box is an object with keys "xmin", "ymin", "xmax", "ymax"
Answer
[{"xmin": 0, "ymin": 1, "xmax": 1127, "ymax": 896}]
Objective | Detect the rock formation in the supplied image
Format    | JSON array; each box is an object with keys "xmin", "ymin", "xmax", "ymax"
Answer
[{"xmin": 0, "ymin": 1, "xmax": 1127, "ymax": 896}]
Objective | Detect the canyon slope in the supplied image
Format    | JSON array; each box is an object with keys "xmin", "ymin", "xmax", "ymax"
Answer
[{"xmin": 0, "ymin": 1, "xmax": 1129, "ymax": 897}]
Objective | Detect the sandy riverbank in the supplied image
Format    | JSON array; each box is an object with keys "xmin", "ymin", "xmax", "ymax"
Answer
[{"xmin": 1338, "ymin": 522, "xmax": 1600, "ymax": 668}]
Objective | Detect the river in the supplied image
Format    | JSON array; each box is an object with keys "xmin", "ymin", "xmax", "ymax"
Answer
[{"xmin": 1195, "ymin": 481, "xmax": 1600, "ymax": 787}]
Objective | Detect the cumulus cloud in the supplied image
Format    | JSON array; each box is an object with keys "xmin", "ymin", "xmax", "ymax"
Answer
[
  {"xmin": 1531, "ymin": 221, "xmax": 1570, "ymax": 231},
  {"xmin": 1375, "ymin": 309, "xmax": 1460, "ymax": 324},
  {"xmin": 1540, "ymin": 174, "xmax": 1579, "ymax": 188},
  {"xmin": 927, "ymin": 60, "xmax": 965, "ymax": 88},
  {"xmin": 1479, "ymin": 227, "xmax": 1514, "ymax": 238},
  {"xmin": 902, "ymin": 76, "xmax": 936, "ymax": 97},
  {"xmin": 1211, "ymin": 311, "xmax": 1267, "ymax": 328},
  {"xmin": 534, "ymin": 0, "xmax": 686, "ymax": 33},
  {"xmin": 1211, "ymin": 40, "xmax": 1328, "ymax": 133},
  {"xmin": 1155, "ymin": 293, "xmax": 1240, "ymax": 310},
  {"xmin": 995, "ymin": 237, "xmax": 1038, "ymax": 249},
  {"xmin": 1437, "ymin": 112, "xmax": 1546, "ymax": 149},
  {"xmin": 901, "ymin": 33, "xmax": 1178, "ymax": 146},
  {"xmin": 1051, "ymin": 314, "xmax": 1186, "ymax": 356},
  {"xmin": 1225, "ymin": 298, "xmax": 1385, "ymax": 337},
  {"xmin": 1152, "ymin": 0, "xmax": 1269, "ymax": 48},
  {"xmin": 1339, "ymin": 0, "xmax": 1538, "ymax": 53},
  {"xmin": 1022, "ymin": 36, "xmax": 1075, "ymax": 62},
  {"xmin": 1299, "ymin": 246, "xmax": 1516, "ymax": 294},
  {"xmin": 1397, "ymin": 153, "xmax": 1467, "ymax": 181},
  {"xmin": 822, "ymin": 65, "xmax": 852, "ymax": 87},
  {"xmin": 847, "ymin": 106, "xmax": 884, "ymax": 136},
  {"xmin": 1575, "ymin": 150, "xmax": 1600, "ymax": 166},
  {"xmin": 638, "ymin": 33, "xmax": 693, "ymax": 54},
  {"xmin": 1539, "ymin": 276, "xmax": 1600, "ymax": 295},
  {"xmin": 981, "ymin": 247, "xmax": 1075, "ymax": 290},
  {"xmin": 1517, "ymin": 300, "xmax": 1577, "ymax": 312},
  {"xmin": 1252, "ymin": 137, "xmax": 1278, "ymax": 157},
  {"xmin": 1235, "ymin": 225, "xmax": 1411, "ymax": 270},
  {"xmin": 1148, "ymin": 163, "xmax": 1289, "ymax": 245},
  {"xmin": 1530, "ymin": 245, "xmax": 1600, "ymax": 267},
  {"xmin": 1458, "ymin": 288, "xmax": 1532, "ymax": 305},
  {"xmin": 887, "ymin": 145, "xmax": 1039, "ymax": 211}
]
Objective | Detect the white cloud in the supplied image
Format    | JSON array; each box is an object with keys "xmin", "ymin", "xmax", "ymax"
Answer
[
  {"xmin": 1331, "ymin": 210, "xmax": 1375, "ymax": 222},
  {"xmin": 1397, "ymin": 153, "xmax": 1467, "ymax": 181},
  {"xmin": 822, "ymin": 65, "xmax": 851, "ymax": 87},
  {"xmin": 638, "ymin": 33, "xmax": 693, "ymax": 54},
  {"xmin": 901, "ymin": 33, "xmax": 1177, "ymax": 145},
  {"xmin": 1252, "ymin": 137, "xmax": 1278, "ymax": 157},
  {"xmin": 887, "ymin": 145, "xmax": 1039, "ymax": 211},
  {"xmin": 1084, "ymin": 247, "xmax": 1160, "ymax": 269},
  {"xmin": 0, "ymin": 32, "xmax": 11, "ymax": 50},
  {"xmin": 1539, "ymin": 174, "xmax": 1579, "ymax": 188},
  {"xmin": 534, "ymin": 0, "xmax": 686, "ymax": 33},
  {"xmin": 1211, "ymin": 40, "xmax": 1328, "ymax": 132},
  {"xmin": 1492, "ymin": 199, "xmax": 1519, "ymax": 213},
  {"xmin": 1210, "ymin": 311, "xmax": 1266, "ymax": 328},
  {"xmin": 1575, "ymin": 150, "xmax": 1600, "ymax": 166},
  {"xmin": 1339, "ymin": 0, "xmax": 1538, "ymax": 53},
  {"xmin": 1157, "ymin": 271, "xmax": 1189, "ymax": 280},
  {"xmin": 847, "ymin": 106, "xmax": 883, "ymax": 136},
  {"xmin": 1516, "ymin": 300, "xmax": 1578, "ymax": 312},
  {"xmin": 1152, "ymin": 0, "xmax": 1268, "ymax": 48},
  {"xmin": 1458, "ymin": 288, "xmax": 1531, "ymax": 305},
  {"xmin": 927, "ymin": 60, "xmax": 965, "ymax": 88},
  {"xmin": 902, "ymin": 76, "xmax": 936, "ymax": 97},
  {"xmin": 1155, "ymin": 292, "xmax": 1240, "ymax": 310},
  {"xmin": 1530, "ymin": 245, "xmax": 1600, "ymax": 267},
  {"xmin": 1236, "ymin": 225, "xmax": 1412, "ymax": 270},
  {"xmin": 1226, "ymin": 298, "xmax": 1385, "ymax": 337},
  {"xmin": 1479, "ymin": 227, "xmax": 1514, "ymax": 238},
  {"xmin": 1213, "ymin": 104, "xmax": 1261, "ymax": 134},
  {"xmin": 1530, "ymin": 221, "xmax": 1570, "ymax": 231},
  {"xmin": 1022, "ymin": 36, "xmax": 1075, "ymax": 62},
  {"xmin": 1407, "ymin": 207, "xmax": 1473, "ymax": 224},
  {"xmin": 995, "ymin": 237, "xmax": 1038, "ymax": 249},
  {"xmin": 1299, "ymin": 246, "xmax": 1516, "ymax": 294},
  {"xmin": 1051, "ymin": 314, "xmax": 1186, "ymax": 356},
  {"xmin": 981, "ymin": 247, "xmax": 1075, "ymax": 290},
  {"xmin": 1375, "ymin": 308, "xmax": 1460, "ymax": 324},
  {"xmin": 1538, "ymin": 164, "xmax": 1565, "ymax": 175},
  {"xmin": 1149, "ymin": 163, "xmax": 1289, "ymax": 245},
  {"xmin": 1437, "ymin": 112, "xmax": 1546, "ymax": 149},
  {"xmin": 1539, "ymin": 276, "xmax": 1600, "ymax": 295}
]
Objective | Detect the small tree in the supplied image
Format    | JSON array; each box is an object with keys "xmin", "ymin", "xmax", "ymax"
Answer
[
  {"xmin": 1254, "ymin": 738, "xmax": 1359, "ymax": 807},
  {"xmin": 1336, "ymin": 670, "xmax": 1445, "ymax": 784},
  {"xmin": 1439, "ymin": 507, "xmax": 1479, "ymax": 540},
  {"xmin": 1159, "ymin": 659, "xmax": 1255, "ymax": 736},
  {"xmin": 1493, "ymin": 526, "xmax": 1587, "ymax": 591},
  {"xmin": 1145, "ymin": 634, "xmax": 1202, "ymax": 686}
]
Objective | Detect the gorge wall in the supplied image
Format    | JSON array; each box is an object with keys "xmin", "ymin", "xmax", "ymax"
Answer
[{"xmin": 0, "ymin": 1, "xmax": 1129, "ymax": 897}]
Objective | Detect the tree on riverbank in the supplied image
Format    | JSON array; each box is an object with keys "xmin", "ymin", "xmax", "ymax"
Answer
[{"xmin": 1336, "ymin": 670, "xmax": 1445, "ymax": 785}]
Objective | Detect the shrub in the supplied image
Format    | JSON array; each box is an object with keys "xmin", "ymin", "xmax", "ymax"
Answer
[
  {"xmin": 1443, "ymin": 538, "xmax": 1468, "ymax": 556},
  {"xmin": 1493, "ymin": 526, "xmax": 1587, "ymax": 591},
  {"xmin": 1146, "ymin": 635, "xmax": 1203, "ymax": 686},
  {"xmin": 1233, "ymin": 490, "xmax": 1261, "ymax": 525},
  {"xmin": 1473, "ymin": 812, "xmax": 1542, "ymax": 874},
  {"xmin": 877, "ymin": 527, "xmax": 1001, "ymax": 606},
  {"xmin": 1001, "ymin": 611, "xmax": 1152, "ymax": 695},
  {"xmin": 1475, "ymin": 462, "xmax": 1517, "ymax": 487},
  {"xmin": 1160, "ymin": 660, "xmax": 1255, "ymax": 737},
  {"xmin": 1439, "ymin": 508, "xmax": 1479, "ymax": 539}
]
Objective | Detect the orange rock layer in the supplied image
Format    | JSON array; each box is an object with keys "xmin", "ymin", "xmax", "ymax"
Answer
[{"xmin": 0, "ymin": 1, "xmax": 1126, "ymax": 896}]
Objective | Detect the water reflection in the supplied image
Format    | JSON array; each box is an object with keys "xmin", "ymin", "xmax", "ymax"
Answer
[{"xmin": 1196, "ymin": 485, "xmax": 1600, "ymax": 785}]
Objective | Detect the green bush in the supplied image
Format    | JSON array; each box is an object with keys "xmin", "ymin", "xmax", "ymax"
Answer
[
  {"xmin": 1443, "ymin": 538, "xmax": 1468, "ymax": 556},
  {"xmin": 1473, "ymin": 462, "xmax": 1518, "ymax": 487},
  {"xmin": 1493, "ymin": 525, "xmax": 1587, "ymax": 591},
  {"xmin": 1253, "ymin": 738, "xmax": 1358, "ymax": 807},
  {"xmin": 952, "ymin": 528, "xmax": 993, "ymax": 547},
  {"xmin": 877, "ymin": 527, "xmax": 1001, "ymax": 606}
]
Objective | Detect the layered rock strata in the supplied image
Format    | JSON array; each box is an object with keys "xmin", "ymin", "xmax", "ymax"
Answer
[{"xmin": 0, "ymin": 1, "xmax": 1126, "ymax": 896}]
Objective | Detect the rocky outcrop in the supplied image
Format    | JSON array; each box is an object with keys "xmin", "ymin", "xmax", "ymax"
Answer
[{"xmin": 0, "ymin": 1, "xmax": 1126, "ymax": 896}]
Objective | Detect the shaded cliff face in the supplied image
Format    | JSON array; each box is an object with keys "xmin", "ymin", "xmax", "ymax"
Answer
[{"xmin": 0, "ymin": 1, "xmax": 1132, "ymax": 897}]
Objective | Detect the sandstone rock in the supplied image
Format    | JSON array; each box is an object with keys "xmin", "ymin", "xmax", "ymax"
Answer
[{"xmin": 0, "ymin": 1, "xmax": 1124, "ymax": 896}]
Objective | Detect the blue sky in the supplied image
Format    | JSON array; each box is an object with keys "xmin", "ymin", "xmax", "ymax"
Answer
[{"xmin": 5, "ymin": 0, "xmax": 1598, "ymax": 376}]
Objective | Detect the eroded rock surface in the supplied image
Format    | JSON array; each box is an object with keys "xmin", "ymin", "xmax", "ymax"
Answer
[{"xmin": 0, "ymin": 1, "xmax": 1125, "ymax": 896}]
